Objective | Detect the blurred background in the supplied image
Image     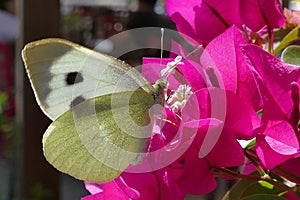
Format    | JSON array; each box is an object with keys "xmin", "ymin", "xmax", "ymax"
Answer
[
  {"xmin": 0, "ymin": 0, "xmax": 179, "ymax": 199},
  {"xmin": 2, "ymin": 0, "xmax": 294, "ymax": 199}
]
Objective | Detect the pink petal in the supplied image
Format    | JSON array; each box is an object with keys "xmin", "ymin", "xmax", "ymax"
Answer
[
  {"xmin": 81, "ymin": 193, "xmax": 105, "ymax": 200},
  {"xmin": 182, "ymin": 106, "xmax": 245, "ymax": 167},
  {"xmin": 177, "ymin": 121, "xmax": 220, "ymax": 194},
  {"xmin": 166, "ymin": 0, "xmax": 200, "ymax": 43},
  {"xmin": 84, "ymin": 181, "xmax": 102, "ymax": 194},
  {"xmin": 290, "ymin": 82, "xmax": 300, "ymax": 131},
  {"xmin": 223, "ymin": 90, "xmax": 259, "ymax": 140},
  {"xmin": 255, "ymin": 134, "xmax": 299, "ymax": 169},
  {"xmin": 256, "ymin": 118, "xmax": 299, "ymax": 168},
  {"xmin": 201, "ymin": 26, "xmax": 259, "ymax": 109},
  {"xmin": 240, "ymin": 0, "xmax": 285, "ymax": 31},
  {"xmin": 201, "ymin": 26, "xmax": 245, "ymax": 92},
  {"xmin": 193, "ymin": 0, "xmax": 242, "ymax": 44},
  {"xmin": 242, "ymin": 161, "xmax": 257, "ymax": 175},
  {"xmin": 242, "ymin": 44, "xmax": 300, "ymax": 118},
  {"xmin": 182, "ymin": 118, "xmax": 224, "ymax": 159},
  {"xmin": 166, "ymin": 0, "xmax": 242, "ymax": 45},
  {"xmin": 243, "ymin": 44, "xmax": 300, "ymax": 169},
  {"xmin": 177, "ymin": 157, "xmax": 216, "ymax": 194},
  {"xmin": 83, "ymin": 180, "xmax": 130, "ymax": 200},
  {"xmin": 275, "ymin": 157, "xmax": 300, "ymax": 184},
  {"xmin": 264, "ymin": 120, "xmax": 299, "ymax": 155},
  {"xmin": 191, "ymin": 88, "xmax": 257, "ymax": 139},
  {"xmin": 283, "ymin": 192, "xmax": 300, "ymax": 200},
  {"xmin": 201, "ymin": 26, "xmax": 260, "ymax": 110},
  {"xmin": 121, "ymin": 173, "xmax": 160, "ymax": 200},
  {"xmin": 205, "ymin": 126, "xmax": 245, "ymax": 167},
  {"xmin": 177, "ymin": 60, "xmax": 207, "ymax": 91}
]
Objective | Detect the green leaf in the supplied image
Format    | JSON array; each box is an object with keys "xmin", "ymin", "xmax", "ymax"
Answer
[
  {"xmin": 241, "ymin": 194, "xmax": 286, "ymax": 200},
  {"xmin": 281, "ymin": 45, "xmax": 300, "ymax": 65},
  {"xmin": 274, "ymin": 27, "xmax": 300, "ymax": 55},
  {"xmin": 245, "ymin": 138, "xmax": 256, "ymax": 149},
  {"xmin": 222, "ymin": 174, "xmax": 285, "ymax": 200},
  {"xmin": 222, "ymin": 179, "xmax": 256, "ymax": 200},
  {"xmin": 258, "ymin": 180, "xmax": 274, "ymax": 189},
  {"xmin": 256, "ymin": 110, "xmax": 263, "ymax": 119}
]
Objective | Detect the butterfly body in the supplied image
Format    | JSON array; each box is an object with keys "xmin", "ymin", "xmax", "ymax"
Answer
[{"xmin": 22, "ymin": 38, "xmax": 167, "ymax": 182}]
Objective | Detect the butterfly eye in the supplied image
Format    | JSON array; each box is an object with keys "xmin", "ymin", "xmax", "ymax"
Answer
[{"xmin": 65, "ymin": 72, "xmax": 84, "ymax": 85}]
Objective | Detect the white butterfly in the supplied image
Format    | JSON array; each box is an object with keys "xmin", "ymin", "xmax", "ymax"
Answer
[{"xmin": 22, "ymin": 38, "xmax": 168, "ymax": 182}]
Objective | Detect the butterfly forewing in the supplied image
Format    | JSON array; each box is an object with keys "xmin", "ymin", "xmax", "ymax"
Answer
[{"xmin": 22, "ymin": 38, "xmax": 155, "ymax": 120}]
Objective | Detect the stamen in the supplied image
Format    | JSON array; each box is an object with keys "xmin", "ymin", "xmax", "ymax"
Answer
[
  {"xmin": 167, "ymin": 85, "xmax": 193, "ymax": 112},
  {"xmin": 160, "ymin": 56, "xmax": 183, "ymax": 78}
]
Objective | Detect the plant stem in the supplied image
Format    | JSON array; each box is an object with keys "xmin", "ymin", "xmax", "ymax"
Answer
[
  {"xmin": 244, "ymin": 149, "xmax": 266, "ymax": 176},
  {"xmin": 214, "ymin": 167, "xmax": 297, "ymax": 193},
  {"xmin": 268, "ymin": 29, "xmax": 274, "ymax": 53}
]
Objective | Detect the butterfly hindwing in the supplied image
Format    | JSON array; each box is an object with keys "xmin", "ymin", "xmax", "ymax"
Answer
[
  {"xmin": 22, "ymin": 38, "xmax": 155, "ymax": 120},
  {"xmin": 42, "ymin": 90, "xmax": 154, "ymax": 182}
]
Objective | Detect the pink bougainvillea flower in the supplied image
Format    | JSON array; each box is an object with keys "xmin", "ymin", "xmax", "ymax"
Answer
[
  {"xmin": 166, "ymin": 0, "xmax": 242, "ymax": 45},
  {"xmin": 82, "ymin": 49, "xmax": 261, "ymax": 199},
  {"xmin": 283, "ymin": 191, "xmax": 300, "ymax": 200},
  {"xmin": 145, "ymin": 26, "xmax": 260, "ymax": 111},
  {"xmin": 82, "ymin": 106, "xmax": 246, "ymax": 199},
  {"xmin": 166, "ymin": 0, "xmax": 285, "ymax": 45},
  {"xmin": 188, "ymin": 88, "xmax": 251, "ymax": 161},
  {"xmin": 143, "ymin": 52, "xmax": 258, "ymax": 140},
  {"xmin": 82, "ymin": 117, "xmax": 222, "ymax": 199},
  {"xmin": 242, "ymin": 44, "xmax": 300, "ymax": 169},
  {"xmin": 200, "ymin": 25, "xmax": 261, "ymax": 110},
  {"xmin": 273, "ymin": 156, "xmax": 300, "ymax": 185},
  {"xmin": 273, "ymin": 83, "xmax": 300, "ymax": 184},
  {"xmin": 240, "ymin": 0, "xmax": 285, "ymax": 32},
  {"xmin": 83, "ymin": 178, "xmax": 139, "ymax": 200},
  {"xmin": 82, "ymin": 84, "xmax": 259, "ymax": 199}
]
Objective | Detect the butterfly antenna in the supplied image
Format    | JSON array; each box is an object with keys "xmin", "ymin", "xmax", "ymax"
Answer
[
  {"xmin": 160, "ymin": 28, "xmax": 164, "ymax": 68},
  {"xmin": 160, "ymin": 55, "xmax": 182, "ymax": 79}
]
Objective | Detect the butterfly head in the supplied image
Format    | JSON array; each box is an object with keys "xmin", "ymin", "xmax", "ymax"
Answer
[
  {"xmin": 152, "ymin": 78, "xmax": 168, "ymax": 105},
  {"xmin": 152, "ymin": 56, "xmax": 183, "ymax": 105}
]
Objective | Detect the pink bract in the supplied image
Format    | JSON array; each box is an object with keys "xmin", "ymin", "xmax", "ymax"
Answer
[
  {"xmin": 166, "ymin": 0, "xmax": 242, "ymax": 45},
  {"xmin": 242, "ymin": 44, "xmax": 300, "ymax": 169},
  {"xmin": 166, "ymin": 0, "xmax": 285, "ymax": 45},
  {"xmin": 240, "ymin": 0, "xmax": 285, "ymax": 32}
]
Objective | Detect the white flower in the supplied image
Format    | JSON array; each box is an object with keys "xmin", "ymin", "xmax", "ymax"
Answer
[
  {"xmin": 160, "ymin": 56, "xmax": 183, "ymax": 78},
  {"xmin": 167, "ymin": 84, "xmax": 193, "ymax": 112}
]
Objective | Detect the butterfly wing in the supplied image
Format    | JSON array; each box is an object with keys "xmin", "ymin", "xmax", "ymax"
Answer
[
  {"xmin": 22, "ymin": 38, "xmax": 155, "ymax": 120},
  {"xmin": 43, "ymin": 90, "xmax": 154, "ymax": 182}
]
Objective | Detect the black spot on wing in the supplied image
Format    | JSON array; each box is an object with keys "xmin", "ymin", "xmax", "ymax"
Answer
[
  {"xmin": 66, "ymin": 72, "xmax": 83, "ymax": 85},
  {"xmin": 71, "ymin": 96, "xmax": 86, "ymax": 107}
]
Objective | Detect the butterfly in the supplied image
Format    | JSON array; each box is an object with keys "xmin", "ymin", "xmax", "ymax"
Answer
[{"xmin": 22, "ymin": 38, "xmax": 169, "ymax": 183}]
